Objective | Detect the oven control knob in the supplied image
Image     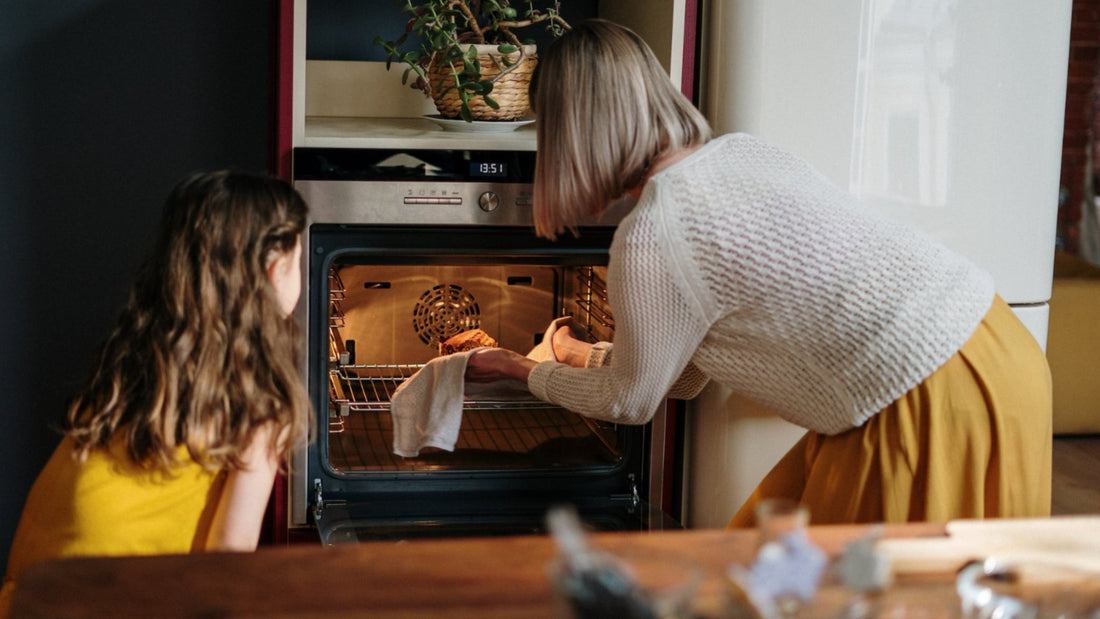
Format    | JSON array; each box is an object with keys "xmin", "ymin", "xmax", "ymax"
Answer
[{"xmin": 478, "ymin": 191, "xmax": 500, "ymax": 212}]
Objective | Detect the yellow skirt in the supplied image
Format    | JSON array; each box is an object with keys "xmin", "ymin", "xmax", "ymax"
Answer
[{"xmin": 728, "ymin": 295, "xmax": 1052, "ymax": 527}]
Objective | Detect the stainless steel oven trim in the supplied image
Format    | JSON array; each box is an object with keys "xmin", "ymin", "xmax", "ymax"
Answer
[{"xmin": 298, "ymin": 179, "xmax": 539, "ymax": 227}]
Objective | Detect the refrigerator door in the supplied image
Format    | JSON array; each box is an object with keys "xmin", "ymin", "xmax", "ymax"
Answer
[{"xmin": 701, "ymin": 0, "xmax": 1071, "ymax": 342}]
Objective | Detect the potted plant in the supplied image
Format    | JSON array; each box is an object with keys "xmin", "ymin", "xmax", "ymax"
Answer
[{"xmin": 374, "ymin": 0, "xmax": 570, "ymax": 122}]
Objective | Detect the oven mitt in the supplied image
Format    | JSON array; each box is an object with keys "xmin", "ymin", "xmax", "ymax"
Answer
[
  {"xmin": 527, "ymin": 316, "xmax": 613, "ymax": 368},
  {"xmin": 391, "ymin": 347, "xmax": 486, "ymax": 458},
  {"xmin": 526, "ymin": 316, "xmax": 575, "ymax": 363}
]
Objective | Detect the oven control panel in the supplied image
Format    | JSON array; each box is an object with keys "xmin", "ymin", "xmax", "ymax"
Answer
[
  {"xmin": 294, "ymin": 147, "xmax": 538, "ymax": 225},
  {"xmin": 298, "ymin": 179, "xmax": 534, "ymax": 225}
]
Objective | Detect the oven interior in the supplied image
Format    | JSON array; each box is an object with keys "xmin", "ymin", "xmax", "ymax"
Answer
[{"xmin": 327, "ymin": 261, "xmax": 619, "ymax": 472}]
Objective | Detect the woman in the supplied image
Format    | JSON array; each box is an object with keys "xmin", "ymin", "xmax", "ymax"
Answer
[
  {"xmin": 465, "ymin": 19, "xmax": 1052, "ymax": 526},
  {"xmin": 1, "ymin": 171, "xmax": 313, "ymax": 616}
]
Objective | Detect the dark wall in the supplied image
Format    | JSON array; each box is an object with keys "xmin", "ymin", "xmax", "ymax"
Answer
[{"xmin": 0, "ymin": 0, "xmax": 273, "ymax": 566}]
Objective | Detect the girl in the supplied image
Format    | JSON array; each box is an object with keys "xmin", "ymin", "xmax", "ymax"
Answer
[
  {"xmin": 465, "ymin": 19, "xmax": 1052, "ymax": 526},
  {"xmin": 1, "ymin": 170, "xmax": 312, "ymax": 616}
]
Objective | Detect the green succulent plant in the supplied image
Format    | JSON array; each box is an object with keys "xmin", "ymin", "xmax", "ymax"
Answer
[{"xmin": 374, "ymin": 0, "xmax": 570, "ymax": 122}]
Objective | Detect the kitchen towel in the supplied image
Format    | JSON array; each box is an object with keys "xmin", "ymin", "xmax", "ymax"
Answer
[{"xmin": 391, "ymin": 348, "xmax": 483, "ymax": 458}]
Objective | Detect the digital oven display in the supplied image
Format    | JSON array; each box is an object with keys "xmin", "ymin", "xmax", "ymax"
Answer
[
  {"xmin": 469, "ymin": 161, "xmax": 508, "ymax": 178},
  {"xmin": 293, "ymin": 148, "xmax": 535, "ymax": 183}
]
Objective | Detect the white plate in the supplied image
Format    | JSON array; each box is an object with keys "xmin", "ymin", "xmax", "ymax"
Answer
[{"xmin": 424, "ymin": 114, "xmax": 535, "ymax": 133}]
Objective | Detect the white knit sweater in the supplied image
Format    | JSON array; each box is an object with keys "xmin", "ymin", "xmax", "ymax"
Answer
[{"xmin": 528, "ymin": 133, "xmax": 995, "ymax": 435}]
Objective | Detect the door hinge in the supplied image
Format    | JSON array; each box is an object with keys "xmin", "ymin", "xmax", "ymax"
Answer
[
  {"xmin": 610, "ymin": 473, "xmax": 641, "ymax": 513},
  {"xmin": 312, "ymin": 478, "xmax": 324, "ymax": 522}
]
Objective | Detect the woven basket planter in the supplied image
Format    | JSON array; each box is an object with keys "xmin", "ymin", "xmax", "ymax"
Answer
[{"xmin": 428, "ymin": 44, "xmax": 537, "ymax": 121}]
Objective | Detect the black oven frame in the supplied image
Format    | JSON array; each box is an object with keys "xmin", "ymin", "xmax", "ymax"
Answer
[{"xmin": 305, "ymin": 224, "xmax": 678, "ymax": 543}]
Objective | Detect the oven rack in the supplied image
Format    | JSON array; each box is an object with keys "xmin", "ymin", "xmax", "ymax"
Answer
[
  {"xmin": 327, "ymin": 269, "xmax": 349, "ymax": 433},
  {"xmin": 329, "ymin": 364, "xmax": 558, "ymax": 414},
  {"xmin": 572, "ymin": 267, "xmax": 614, "ymax": 343}
]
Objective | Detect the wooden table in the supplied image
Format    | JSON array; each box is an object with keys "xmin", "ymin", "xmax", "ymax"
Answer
[{"xmin": 10, "ymin": 521, "xmax": 978, "ymax": 618}]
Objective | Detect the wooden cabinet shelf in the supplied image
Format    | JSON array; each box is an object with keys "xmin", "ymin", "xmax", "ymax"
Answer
[{"xmin": 303, "ymin": 116, "xmax": 537, "ymax": 151}]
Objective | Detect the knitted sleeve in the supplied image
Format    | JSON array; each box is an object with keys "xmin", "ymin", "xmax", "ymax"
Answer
[
  {"xmin": 583, "ymin": 343, "xmax": 709, "ymax": 400},
  {"xmin": 527, "ymin": 197, "xmax": 712, "ymax": 424},
  {"xmin": 584, "ymin": 341, "xmax": 613, "ymax": 368}
]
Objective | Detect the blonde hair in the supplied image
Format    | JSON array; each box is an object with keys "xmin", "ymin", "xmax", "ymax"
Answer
[
  {"xmin": 530, "ymin": 19, "xmax": 712, "ymax": 239},
  {"xmin": 63, "ymin": 170, "xmax": 313, "ymax": 472}
]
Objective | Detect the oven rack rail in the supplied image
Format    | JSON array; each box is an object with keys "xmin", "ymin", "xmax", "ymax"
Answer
[
  {"xmin": 326, "ymin": 363, "xmax": 621, "ymax": 457},
  {"xmin": 329, "ymin": 364, "xmax": 557, "ymax": 415}
]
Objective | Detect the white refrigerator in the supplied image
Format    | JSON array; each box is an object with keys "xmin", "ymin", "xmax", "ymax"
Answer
[{"xmin": 686, "ymin": 0, "xmax": 1073, "ymax": 528}]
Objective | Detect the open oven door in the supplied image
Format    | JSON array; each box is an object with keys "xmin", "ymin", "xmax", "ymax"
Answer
[{"xmin": 303, "ymin": 224, "xmax": 684, "ymax": 544}]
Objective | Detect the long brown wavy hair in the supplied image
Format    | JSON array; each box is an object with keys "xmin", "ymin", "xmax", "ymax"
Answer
[{"xmin": 63, "ymin": 170, "xmax": 313, "ymax": 472}]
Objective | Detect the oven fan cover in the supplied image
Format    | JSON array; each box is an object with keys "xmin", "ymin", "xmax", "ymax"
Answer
[{"xmin": 412, "ymin": 283, "xmax": 482, "ymax": 347}]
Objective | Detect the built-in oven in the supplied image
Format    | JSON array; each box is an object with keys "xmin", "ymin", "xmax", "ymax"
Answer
[{"xmin": 288, "ymin": 146, "xmax": 682, "ymax": 544}]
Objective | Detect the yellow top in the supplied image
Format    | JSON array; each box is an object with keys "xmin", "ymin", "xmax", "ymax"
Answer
[{"xmin": 0, "ymin": 434, "xmax": 224, "ymax": 618}]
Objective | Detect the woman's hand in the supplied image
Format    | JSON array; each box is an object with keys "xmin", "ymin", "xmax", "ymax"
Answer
[{"xmin": 465, "ymin": 347, "xmax": 537, "ymax": 383}]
